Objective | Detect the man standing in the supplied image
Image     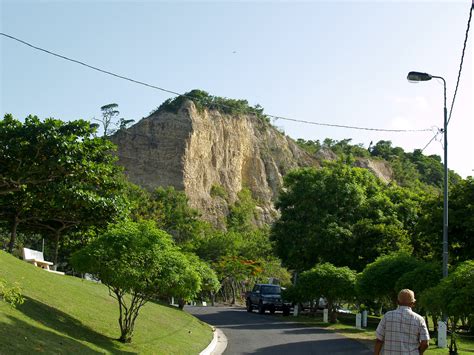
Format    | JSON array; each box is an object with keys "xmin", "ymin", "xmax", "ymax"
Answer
[{"xmin": 374, "ymin": 289, "xmax": 430, "ymax": 354}]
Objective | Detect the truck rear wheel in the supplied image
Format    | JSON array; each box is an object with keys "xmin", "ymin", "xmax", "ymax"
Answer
[{"xmin": 258, "ymin": 303, "xmax": 265, "ymax": 314}]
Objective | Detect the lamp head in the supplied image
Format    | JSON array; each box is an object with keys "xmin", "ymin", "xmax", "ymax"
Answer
[{"xmin": 407, "ymin": 71, "xmax": 432, "ymax": 82}]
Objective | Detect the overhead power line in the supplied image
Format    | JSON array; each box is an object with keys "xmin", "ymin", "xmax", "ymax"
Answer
[
  {"xmin": 447, "ymin": 2, "xmax": 473, "ymax": 125},
  {"xmin": 1, "ymin": 32, "xmax": 431, "ymax": 133}
]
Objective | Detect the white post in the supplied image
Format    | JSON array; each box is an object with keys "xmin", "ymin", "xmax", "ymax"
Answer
[
  {"xmin": 293, "ymin": 304, "xmax": 299, "ymax": 317},
  {"xmin": 202, "ymin": 301, "xmax": 207, "ymax": 307},
  {"xmin": 356, "ymin": 313, "xmax": 362, "ymax": 329},
  {"xmin": 323, "ymin": 309, "xmax": 329, "ymax": 323},
  {"xmin": 438, "ymin": 321, "xmax": 447, "ymax": 348},
  {"xmin": 362, "ymin": 310, "xmax": 368, "ymax": 328},
  {"xmin": 171, "ymin": 297, "xmax": 175, "ymax": 306}
]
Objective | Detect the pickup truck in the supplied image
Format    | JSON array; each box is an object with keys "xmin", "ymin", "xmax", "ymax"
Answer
[{"xmin": 245, "ymin": 284, "xmax": 291, "ymax": 315}]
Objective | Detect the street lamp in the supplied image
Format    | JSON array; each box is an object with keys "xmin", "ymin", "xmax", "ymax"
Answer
[
  {"xmin": 407, "ymin": 71, "xmax": 448, "ymax": 347},
  {"xmin": 407, "ymin": 71, "xmax": 448, "ymax": 279}
]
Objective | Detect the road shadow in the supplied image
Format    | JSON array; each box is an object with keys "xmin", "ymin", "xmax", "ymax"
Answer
[
  {"xmin": 249, "ymin": 339, "xmax": 373, "ymax": 355},
  {"xmin": 15, "ymin": 297, "xmax": 134, "ymax": 354}
]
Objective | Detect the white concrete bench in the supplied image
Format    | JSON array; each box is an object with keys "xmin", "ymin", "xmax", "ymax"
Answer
[{"xmin": 22, "ymin": 248, "xmax": 64, "ymax": 275}]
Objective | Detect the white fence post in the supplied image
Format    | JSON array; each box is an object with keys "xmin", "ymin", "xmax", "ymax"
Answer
[
  {"xmin": 438, "ymin": 321, "xmax": 447, "ymax": 348},
  {"xmin": 323, "ymin": 309, "xmax": 329, "ymax": 323},
  {"xmin": 356, "ymin": 313, "xmax": 362, "ymax": 329}
]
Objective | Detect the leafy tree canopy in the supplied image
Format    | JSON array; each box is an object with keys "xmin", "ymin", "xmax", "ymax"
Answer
[{"xmin": 271, "ymin": 162, "xmax": 415, "ymax": 271}]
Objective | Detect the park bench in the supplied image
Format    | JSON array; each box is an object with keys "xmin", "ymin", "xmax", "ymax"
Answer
[{"xmin": 22, "ymin": 248, "xmax": 64, "ymax": 275}]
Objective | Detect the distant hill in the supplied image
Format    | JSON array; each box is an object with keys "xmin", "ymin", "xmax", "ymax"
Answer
[{"xmin": 0, "ymin": 251, "xmax": 211, "ymax": 354}]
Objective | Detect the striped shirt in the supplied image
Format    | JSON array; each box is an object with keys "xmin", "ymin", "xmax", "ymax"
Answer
[{"xmin": 375, "ymin": 306, "xmax": 430, "ymax": 354}]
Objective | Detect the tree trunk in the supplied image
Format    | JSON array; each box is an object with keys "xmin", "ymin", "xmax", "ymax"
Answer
[
  {"xmin": 230, "ymin": 279, "xmax": 236, "ymax": 305},
  {"xmin": 8, "ymin": 215, "xmax": 20, "ymax": 254},
  {"xmin": 178, "ymin": 298, "xmax": 186, "ymax": 310},
  {"xmin": 53, "ymin": 230, "xmax": 61, "ymax": 270},
  {"xmin": 328, "ymin": 301, "xmax": 338, "ymax": 323}
]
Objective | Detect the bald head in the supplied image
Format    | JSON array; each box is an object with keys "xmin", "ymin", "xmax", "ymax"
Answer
[{"xmin": 398, "ymin": 289, "xmax": 416, "ymax": 306}]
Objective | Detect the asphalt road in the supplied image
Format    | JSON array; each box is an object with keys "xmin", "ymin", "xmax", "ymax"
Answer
[{"xmin": 187, "ymin": 306, "xmax": 373, "ymax": 355}]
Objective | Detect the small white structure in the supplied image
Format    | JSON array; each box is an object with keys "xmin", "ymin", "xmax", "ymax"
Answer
[
  {"xmin": 356, "ymin": 313, "xmax": 362, "ymax": 329},
  {"xmin": 22, "ymin": 248, "xmax": 64, "ymax": 275},
  {"xmin": 438, "ymin": 321, "xmax": 447, "ymax": 348},
  {"xmin": 323, "ymin": 308, "xmax": 329, "ymax": 323},
  {"xmin": 362, "ymin": 310, "xmax": 368, "ymax": 328}
]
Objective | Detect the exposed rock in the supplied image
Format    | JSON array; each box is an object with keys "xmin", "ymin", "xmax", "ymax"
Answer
[
  {"xmin": 112, "ymin": 101, "xmax": 316, "ymax": 226},
  {"xmin": 354, "ymin": 158, "xmax": 394, "ymax": 184}
]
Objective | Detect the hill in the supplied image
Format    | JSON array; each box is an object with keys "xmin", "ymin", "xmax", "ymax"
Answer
[
  {"xmin": 111, "ymin": 90, "xmax": 455, "ymax": 227},
  {"xmin": 0, "ymin": 251, "xmax": 212, "ymax": 354}
]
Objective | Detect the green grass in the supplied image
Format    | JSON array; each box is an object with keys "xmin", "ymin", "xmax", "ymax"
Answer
[
  {"xmin": 291, "ymin": 312, "xmax": 474, "ymax": 354},
  {"xmin": 0, "ymin": 251, "xmax": 212, "ymax": 354}
]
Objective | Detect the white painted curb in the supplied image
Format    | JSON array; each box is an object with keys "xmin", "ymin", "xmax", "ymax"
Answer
[{"xmin": 199, "ymin": 327, "xmax": 228, "ymax": 355}]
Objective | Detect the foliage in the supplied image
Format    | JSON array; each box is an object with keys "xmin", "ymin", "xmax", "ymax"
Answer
[
  {"xmin": 295, "ymin": 139, "xmax": 321, "ymax": 155},
  {"xmin": 210, "ymin": 184, "xmax": 228, "ymax": 199},
  {"xmin": 0, "ymin": 278, "xmax": 24, "ymax": 307},
  {"xmin": 271, "ymin": 162, "xmax": 416, "ymax": 272},
  {"xmin": 0, "ymin": 114, "xmax": 127, "ymax": 260},
  {"xmin": 369, "ymin": 140, "xmax": 460, "ymax": 188},
  {"xmin": 395, "ymin": 262, "xmax": 441, "ymax": 302},
  {"xmin": 356, "ymin": 253, "xmax": 422, "ymax": 307},
  {"xmin": 0, "ymin": 114, "xmax": 105, "ymax": 196},
  {"xmin": 71, "ymin": 220, "xmax": 201, "ymax": 343},
  {"xmin": 420, "ymin": 260, "xmax": 474, "ymax": 332},
  {"xmin": 155, "ymin": 89, "xmax": 270, "ymax": 123},
  {"xmin": 415, "ymin": 177, "xmax": 474, "ymax": 264},
  {"xmin": 290, "ymin": 263, "xmax": 357, "ymax": 323},
  {"xmin": 227, "ymin": 188, "xmax": 258, "ymax": 233},
  {"xmin": 152, "ymin": 186, "xmax": 204, "ymax": 247}
]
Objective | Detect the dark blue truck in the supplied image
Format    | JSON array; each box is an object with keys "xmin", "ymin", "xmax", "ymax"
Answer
[{"xmin": 245, "ymin": 284, "xmax": 291, "ymax": 316}]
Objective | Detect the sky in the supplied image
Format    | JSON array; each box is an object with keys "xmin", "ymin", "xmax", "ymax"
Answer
[{"xmin": 1, "ymin": 0, "xmax": 472, "ymax": 177}]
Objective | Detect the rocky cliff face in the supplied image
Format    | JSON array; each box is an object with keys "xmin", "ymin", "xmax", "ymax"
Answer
[
  {"xmin": 112, "ymin": 100, "xmax": 395, "ymax": 226},
  {"xmin": 112, "ymin": 100, "xmax": 316, "ymax": 226}
]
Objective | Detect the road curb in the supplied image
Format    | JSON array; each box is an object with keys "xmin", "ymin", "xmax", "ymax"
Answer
[{"xmin": 199, "ymin": 326, "xmax": 228, "ymax": 355}]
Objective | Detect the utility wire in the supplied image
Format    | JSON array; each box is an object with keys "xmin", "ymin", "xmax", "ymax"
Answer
[
  {"xmin": 421, "ymin": 130, "xmax": 440, "ymax": 152},
  {"xmin": 447, "ymin": 2, "xmax": 473, "ymax": 125},
  {"xmin": 1, "ymin": 32, "xmax": 432, "ymax": 133}
]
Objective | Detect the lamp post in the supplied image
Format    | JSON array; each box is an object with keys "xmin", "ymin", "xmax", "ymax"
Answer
[
  {"xmin": 407, "ymin": 71, "xmax": 448, "ymax": 278},
  {"xmin": 407, "ymin": 71, "xmax": 448, "ymax": 348}
]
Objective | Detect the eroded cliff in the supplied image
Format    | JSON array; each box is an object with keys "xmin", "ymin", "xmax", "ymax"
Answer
[{"xmin": 112, "ymin": 100, "xmax": 316, "ymax": 226}]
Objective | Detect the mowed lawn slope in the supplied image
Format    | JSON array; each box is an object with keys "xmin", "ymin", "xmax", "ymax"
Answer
[{"xmin": 0, "ymin": 251, "xmax": 212, "ymax": 354}]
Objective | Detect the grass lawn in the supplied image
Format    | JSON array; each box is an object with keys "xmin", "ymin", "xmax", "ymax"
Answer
[
  {"xmin": 291, "ymin": 312, "xmax": 474, "ymax": 354},
  {"xmin": 0, "ymin": 251, "xmax": 212, "ymax": 354}
]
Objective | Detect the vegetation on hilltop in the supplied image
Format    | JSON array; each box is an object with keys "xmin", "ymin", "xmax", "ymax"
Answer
[{"xmin": 152, "ymin": 89, "xmax": 270, "ymax": 123}]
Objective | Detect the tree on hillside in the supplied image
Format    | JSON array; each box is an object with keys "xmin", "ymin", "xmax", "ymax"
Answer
[
  {"xmin": 271, "ymin": 162, "xmax": 414, "ymax": 272},
  {"xmin": 71, "ymin": 221, "xmax": 202, "ymax": 343}
]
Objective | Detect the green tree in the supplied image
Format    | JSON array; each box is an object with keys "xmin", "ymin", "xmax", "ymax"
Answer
[
  {"xmin": 356, "ymin": 254, "xmax": 421, "ymax": 307},
  {"xmin": 415, "ymin": 177, "xmax": 474, "ymax": 264},
  {"xmin": 0, "ymin": 114, "xmax": 100, "ymax": 196},
  {"xmin": 0, "ymin": 115, "xmax": 125, "ymax": 254},
  {"xmin": 71, "ymin": 220, "xmax": 201, "ymax": 343},
  {"xmin": 271, "ymin": 162, "xmax": 413, "ymax": 271},
  {"xmin": 292, "ymin": 263, "xmax": 356, "ymax": 323},
  {"xmin": 420, "ymin": 260, "xmax": 474, "ymax": 333}
]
